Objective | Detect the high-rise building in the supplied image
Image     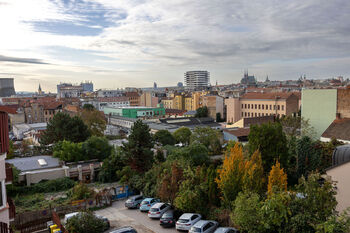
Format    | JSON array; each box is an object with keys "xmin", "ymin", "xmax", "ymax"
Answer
[
  {"xmin": 0, "ymin": 78, "xmax": 15, "ymax": 97},
  {"xmin": 184, "ymin": 71, "xmax": 210, "ymax": 88}
]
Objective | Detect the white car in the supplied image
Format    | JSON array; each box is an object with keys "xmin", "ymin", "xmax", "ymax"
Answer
[
  {"xmin": 190, "ymin": 220, "xmax": 218, "ymax": 233},
  {"xmin": 147, "ymin": 202, "xmax": 171, "ymax": 219},
  {"xmin": 214, "ymin": 227, "xmax": 240, "ymax": 233},
  {"xmin": 176, "ymin": 213, "xmax": 202, "ymax": 231}
]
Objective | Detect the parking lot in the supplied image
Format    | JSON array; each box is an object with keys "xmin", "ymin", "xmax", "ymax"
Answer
[{"xmin": 95, "ymin": 199, "xmax": 177, "ymax": 233}]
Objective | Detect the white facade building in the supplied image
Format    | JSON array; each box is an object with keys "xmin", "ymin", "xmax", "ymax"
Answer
[{"xmin": 184, "ymin": 71, "xmax": 210, "ymax": 88}]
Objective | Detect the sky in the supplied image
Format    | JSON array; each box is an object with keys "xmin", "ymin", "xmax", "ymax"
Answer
[{"xmin": 0, "ymin": 0, "xmax": 350, "ymax": 92}]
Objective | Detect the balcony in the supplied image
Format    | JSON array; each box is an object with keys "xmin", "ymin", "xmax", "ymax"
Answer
[{"xmin": 5, "ymin": 163, "xmax": 13, "ymax": 184}]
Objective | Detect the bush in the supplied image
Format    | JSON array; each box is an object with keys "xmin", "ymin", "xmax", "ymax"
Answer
[
  {"xmin": 65, "ymin": 211, "xmax": 107, "ymax": 233},
  {"xmin": 69, "ymin": 183, "xmax": 95, "ymax": 200},
  {"xmin": 7, "ymin": 177, "xmax": 76, "ymax": 197}
]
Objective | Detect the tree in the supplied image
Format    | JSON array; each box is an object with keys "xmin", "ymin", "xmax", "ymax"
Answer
[
  {"xmin": 121, "ymin": 120, "xmax": 154, "ymax": 172},
  {"xmin": 82, "ymin": 136, "xmax": 112, "ymax": 161},
  {"xmin": 190, "ymin": 126, "xmax": 222, "ymax": 155},
  {"xmin": 154, "ymin": 130, "xmax": 176, "ymax": 146},
  {"xmin": 53, "ymin": 140, "xmax": 84, "ymax": 162},
  {"xmin": 248, "ymin": 122, "xmax": 289, "ymax": 173},
  {"xmin": 158, "ymin": 162, "xmax": 184, "ymax": 204},
  {"xmin": 82, "ymin": 103, "xmax": 95, "ymax": 111},
  {"xmin": 69, "ymin": 183, "xmax": 95, "ymax": 200},
  {"xmin": 216, "ymin": 112, "xmax": 222, "ymax": 122},
  {"xmin": 80, "ymin": 108, "xmax": 106, "ymax": 137},
  {"xmin": 167, "ymin": 143, "xmax": 210, "ymax": 167},
  {"xmin": 173, "ymin": 127, "xmax": 192, "ymax": 145},
  {"xmin": 98, "ymin": 148, "xmax": 125, "ymax": 182},
  {"xmin": 40, "ymin": 112, "xmax": 90, "ymax": 145},
  {"xmin": 267, "ymin": 161, "xmax": 287, "ymax": 196},
  {"xmin": 65, "ymin": 211, "xmax": 107, "ymax": 233},
  {"xmin": 216, "ymin": 144, "xmax": 265, "ymax": 206},
  {"xmin": 195, "ymin": 106, "xmax": 208, "ymax": 118},
  {"xmin": 280, "ymin": 115, "xmax": 316, "ymax": 139}
]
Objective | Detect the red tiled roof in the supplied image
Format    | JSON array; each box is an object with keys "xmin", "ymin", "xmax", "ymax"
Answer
[
  {"xmin": 43, "ymin": 101, "xmax": 63, "ymax": 110},
  {"xmin": 125, "ymin": 92, "xmax": 140, "ymax": 97},
  {"xmin": 241, "ymin": 92, "xmax": 297, "ymax": 100},
  {"xmin": 322, "ymin": 118, "xmax": 350, "ymax": 141},
  {"xmin": 0, "ymin": 105, "xmax": 18, "ymax": 114}
]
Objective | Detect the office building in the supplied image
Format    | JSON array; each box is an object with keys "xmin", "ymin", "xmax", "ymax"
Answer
[{"xmin": 184, "ymin": 71, "xmax": 210, "ymax": 88}]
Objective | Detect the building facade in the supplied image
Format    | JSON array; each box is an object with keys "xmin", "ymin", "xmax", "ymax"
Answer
[
  {"xmin": 0, "ymin": 78, "xmax": 15, "ymax": 97},
  {"xmin": 103, "ymin": 106, "xmax": 165, "ymax": 119},
  {"xmin": 24, "ymin": 102, "xmax": 45, "ymax": 124},
  {"xmin": 202, "ymin": 95, "xmax": 224, "ymax": 120},
  {"xmin": 184, "ymin": 71, "xmax": 210, "ymax": 88},
  {"xmin": 226, "ymin": 92, "xmax": 299, "ymax": 124}
]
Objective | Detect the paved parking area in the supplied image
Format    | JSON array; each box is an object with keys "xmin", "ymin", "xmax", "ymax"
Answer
[{"xmin": 95, "ymin": 199, "xmax": 177, "ymax": 233}]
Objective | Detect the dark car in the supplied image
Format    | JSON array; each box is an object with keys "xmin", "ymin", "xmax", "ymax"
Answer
[
  {"xmin": 109, "ymin": 226, "xmax": 137, "ymax": 233},
  {"xmin": 160, "ymin": 209, "xmax": 182, "ymax": 228}
]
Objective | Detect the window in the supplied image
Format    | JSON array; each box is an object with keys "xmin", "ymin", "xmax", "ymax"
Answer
[
  {"xmin": 255, "ymin": 113, "xmax": 257, "ymax": 117},
  {"xmin": 262, "ymin": 105, "xmax": 264, "ymax": 110},
  {"xmin": 255, "ymin": 104, "xmax": 257, "ymax": 109},
  {"xmin": 258, "ymin": 104, "xmax": 261, "ymax": 109},
  {"xmin": 274, "ymin": 105, "xmax": 276, "ymax": 110},
  {"xmin": 248, "ymin": 104, "xmax": 250, "ymax": 109},
  {"xmin": 245, "ymin": 112, "xmax": 247, "ymax": 117},
  {"xmin": 270, "ymin": 105, "xmax": 272, "ymax": 110},
  {"xmin": 278, "ymin": 105, "xmax": 280, "ymax": 110},
  {"xmin": 258, "ymin": 113, "xmax": 261, "ymax": 116},
  {"xmin": 266, "ymin": 104, "xmax": 268, "ymax": 109},
  {"xmin": 241, "ymin": 104, "xmax": 244, "ymax": 109},
  {"xmin": 248, "ymin": 112, "xmax": 250, "ymax": 117},
  {"xmin": 245, "ymin": 104, "xmax": 247, "ymax": 108},
  {"xmin": 282, "ymin": 105, "xmax": 284, "ymax": 111},
  {"xmin": 241, "ymin": 112, "xmax": 244, "ymax": 117}
]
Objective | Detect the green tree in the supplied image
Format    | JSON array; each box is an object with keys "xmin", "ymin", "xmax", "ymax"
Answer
[
  {"xmin": 154, "ymin": 130, "xmax": 176, "ymax": 146},
  {"xmin": 53, "ymin": 140, "xmax": 84, "ymax": 162},
  {"xmin": 65, "ymin": 211, "xmax": 107, "ymax": 233},
  {"xmin": 98, "ymin": 148, "xmax": 125, "ymax": 182},
  {"xmin": 70, "ymin": 183, "xmax": 95, "ymax": 200},
  {"xmin": 80, "ymin": 108, "xmax": 106, "ymax": 137},
  {"xmin": 190, "ymin": 126, "xmax": 222, "ymax": 154},
  {"xmin": 248, "ymin": 122, "xmax": 289, "ymax": 173},
  {"xmin": 195, "ymin": 106, "xmax": 208, "ymax": 118},
  {"xmin": 40, "ymin": 112, "xmax": 90, "ymax": 145},
  {"xmin": 82, "ymin": 136, "xmax": 112, "ymax": 161},
  {"xmin": 173, "ymin": 127, "xmax": 192, "ymax": 145},
  {"xmin": 216, "ymin": 112, "xmax": 222, "ymax": 122},
  {"xmin": 82, "ymin": 103, "xmax": 95, "ymax": 110},
  {"xmin": 158, "ymin": 162, "xmax": 184, "ymax": 204},
  {"xmin": 121, "ymin": 120, "xmax": 154, "ymax": 172},
  {"xmin": 167, "ymin": 143, "xmax": 210, "ymax": 167}
]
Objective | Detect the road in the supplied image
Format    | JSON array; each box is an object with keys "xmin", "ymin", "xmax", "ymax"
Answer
[{"xmin": 95, "ymin": 199, "xmax": 177, "ymax": 233}]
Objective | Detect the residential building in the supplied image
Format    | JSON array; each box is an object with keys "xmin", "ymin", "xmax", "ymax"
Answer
[
  {"xmin": 103, "ymin": 106, "xmax": 165, "ymax": 119},
  {"xmin": 301, "ymin": 89, "xmax": 337, "ymax": 138},
  {"xmin": 97, "ymin": 89, "xmax": 124, "ymax": 97},
  {"xmin": 226, "ymin": 92, "xmax": 299, "ymax": 124},
  {"xmin": 326, "ymin": 145, "xmax": 350, "ymax": 212},
  {"xmin": 173, "ymin": 94, "xmax": 185, "ymax": 110},
  {"xmin": 125, "ymin": 92, "xmax": 140, "ymax": 106},
  {"xmin": 140, "ymin": 91, "xmax": 159, "ymax": 107},
  {"xmin": 202, "ymin": 95, "xmax": 224, "ymax": 120},
  {"xmin": 43, "ymin": 101, "xmax": 63, "ymax": 122},
  {"xmin": 13, "ymin": 122, "xmax": 47, "ymax": 140},
  {"xmin": 57, "ymin": 81, "xmax": 93, "ymax": 99},
  {"xmin": 161, "ymin": 97, "xmax": 174, "ymax": 109},
  {"xmin": 184, "ymin": 71, "xmax": 210, "ymax": 88},
  {"xmin": 24, "ymin": 102, "xmax": 45, "ymax": 123}
]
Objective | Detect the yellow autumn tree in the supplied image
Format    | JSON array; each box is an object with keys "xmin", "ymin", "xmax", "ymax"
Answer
[
  {"xmin": 267, "ymin": 161, "xmax": 288, "ymax": 196},
  {"xmin": 216, "ymin": 144, "xmax": 265, "ymax": 205}
]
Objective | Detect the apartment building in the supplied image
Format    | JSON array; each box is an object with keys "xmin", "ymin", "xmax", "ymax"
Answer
[
  {"xmin": 125, "ymin": 92, "xmax": 140, "ymax": 106},
  {"xmin": 161, "ymin": 97, "xmax": 174, "ymax": 109},
  {"xmin": 184, "ymin": 71, "xmax": 210, "ymax": 88},
  {"xmin": 202, "ymin": 95, "xmax": 224, "ymax": 120},
  {"xmin": 226, "ymin": 92, "xmax": 299, "ymax": 124},
  {"xmin": 24, "ymin": 102, "xmax": 45, "ymax": 124},
  {"xmin": 43, "ymin": 101, "xmax": 63, "ymax": 122}
]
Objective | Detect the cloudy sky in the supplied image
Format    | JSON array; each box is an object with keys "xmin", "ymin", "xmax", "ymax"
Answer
[{"xmin": 0, "ymin": 0, "xmax": 349, "ymax": 92}]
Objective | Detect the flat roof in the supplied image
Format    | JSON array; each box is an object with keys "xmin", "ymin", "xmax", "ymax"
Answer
[{"xmin": 7, "ymin": 155, "xmax": 60, "ymax": 172}]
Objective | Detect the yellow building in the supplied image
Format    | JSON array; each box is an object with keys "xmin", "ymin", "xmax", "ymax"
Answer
[
  {"xmin": 161, "ymin": 98, "xmax": 174, "ymax": 109},
  {"xmin": 173, "ymin": 95, "xmax": 185, "ymax": 110}
]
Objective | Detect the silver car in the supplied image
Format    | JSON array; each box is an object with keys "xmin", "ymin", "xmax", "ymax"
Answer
[
  {"xmin": 214, "ymin": 227, "xmax": 240, "ymax": 233},
  {"xmin": 190, "ymin": 220, "xmax": 218, "ymax": 233},
  {"xmin": 125, "ymin": 195, "xmax": 143, "ymax": 209},
  {"xmin": 176, "ymin": 213, "xmax": 202, "ymax": 231},
  {"xmin": 147, "ymin": 202, "xmax": 171, "ymax": 219}
]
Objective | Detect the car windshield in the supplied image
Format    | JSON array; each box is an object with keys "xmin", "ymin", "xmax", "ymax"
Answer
[
  {"xmin": 162, "ymin": 212, "xmax": 173, "ymax": 218},
  {"xmin": 141, "ymin": 201, "xmax": 149, "ymax": 204},
  {"xmin": 178, "ymin": 219, "xmax": 189, "ymax": 223},
  {"xmin": 191, "ymin": 227, "xmax": 202, "ymax": 232},
  {"xmin": 150, "ymin": 208, "xmax": 159, "ymax": 212}
]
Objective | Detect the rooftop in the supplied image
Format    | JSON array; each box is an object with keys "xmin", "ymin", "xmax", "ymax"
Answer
[
  {"xmin": 6, "ymin": 155, "xmax": 61, "ymax": 172},
  {"xmin": 322, "ymin": 118, "xmax": 350, "ymax": 141},
  {"xmin": 241, "ymin": 92, "xmax": 297, "ymax": 100}
]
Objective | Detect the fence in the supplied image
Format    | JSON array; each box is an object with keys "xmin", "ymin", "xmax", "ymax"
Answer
[{"xmin": 0, "ymin": 222, "xmax": 13, "ymax": 233}]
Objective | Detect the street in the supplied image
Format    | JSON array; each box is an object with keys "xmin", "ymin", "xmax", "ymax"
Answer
[{"xmin": 95, "ymin": 199, "xmax": 178, "ymax": 233}]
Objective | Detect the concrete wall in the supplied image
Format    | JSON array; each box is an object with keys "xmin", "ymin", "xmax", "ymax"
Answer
[
  {"xmin": 326, "ymin": 162, "xmax": 350, "ymax": 212},
  {"xmin": 337, "ymin": 89, "xmax": 350, "ymax": 118},
  {"xmin": 301, "ymin": 89, "xmax": 337, "ymax": 138},
  {"xmin": 25, "ymin": 168, "xmax": 67, "ymax": 186}
]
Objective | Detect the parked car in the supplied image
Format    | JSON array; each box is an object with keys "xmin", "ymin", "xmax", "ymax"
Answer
[
  {"xmin": 214, "ymin": 227, "xmax": 240, "ymax": 233},
  {"xmin": 189, "ymin": 220, "xmax": 218, "ymax": 233},
  {"xmin": 176, "ymin": 213, "xmax": 202, "ymax": 231},
  {"xmin": 139, "ymin": 198, "xmax": 160, "ymax": 212},
  {"xmin": 64, "ymin": 212, "xmax": 110, "ymax": 231},
  {"xmin": 125, "ymin": 195, "xmax": 144, "ymax": 209},
  {"xmin": 160, "ymin": 209, "xmax": 182, "ymax": 228},
  {"xmin": 147, "ymin": 202, "xmax": 171, "ymax": 219},
  {"xmin": 109, "ymin": 226, "xmax": 137, "ymax": 233}
]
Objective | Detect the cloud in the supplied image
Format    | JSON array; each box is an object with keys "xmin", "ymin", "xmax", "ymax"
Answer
[{"xmin": 0, "ymin": 55, "xmax": 50, "ymax": 64}]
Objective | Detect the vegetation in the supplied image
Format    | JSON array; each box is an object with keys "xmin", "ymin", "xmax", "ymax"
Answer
[
  {"xmin": 190, "ymin": 126, "xmax": 222, "ymax": 154},
  {"xmin": 154, "ymin": 129, "xmax": 176, "ymax": 146},
  {"xmin": 173, "ymin": 127, "xmax": 192, "ymax": 145},
  {"xmin": 65, "ymin": 211, "xmax": 107, "ymax": 233},
  {"xmin": 40, "ymin": 112, "xmax": 90, "ymax": 145},
  {"xmin": 195, "ymin": 106, "xmax": 208, "ymax": 118},
  {"xmin": 80, "ymin": 107, "xmax": 107, "ymax": 137}
]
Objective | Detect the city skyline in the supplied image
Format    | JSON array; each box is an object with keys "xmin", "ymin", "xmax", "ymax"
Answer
[{"xmin": 1, "ymin": 0, "xmax": 350, "ymax": 92}]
